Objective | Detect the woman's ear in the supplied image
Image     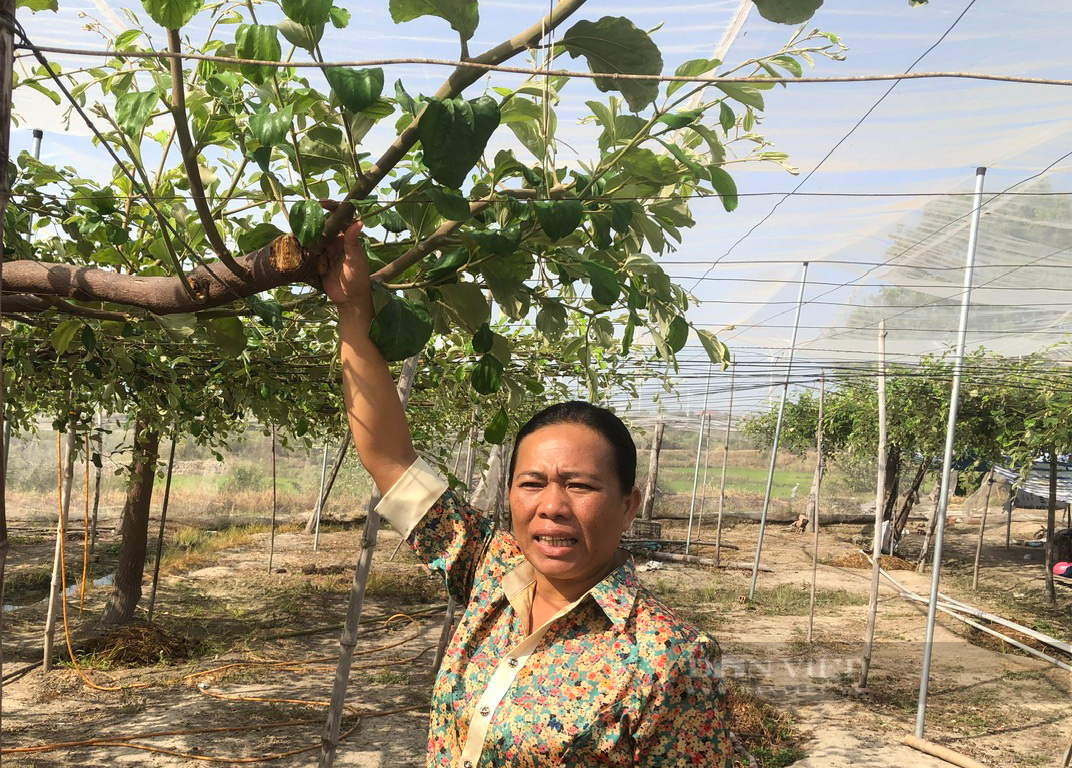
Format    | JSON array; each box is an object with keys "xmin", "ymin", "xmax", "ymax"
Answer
[{"xmin": 622, "ymin": 487, "xmax": 641, "ymax": 531}]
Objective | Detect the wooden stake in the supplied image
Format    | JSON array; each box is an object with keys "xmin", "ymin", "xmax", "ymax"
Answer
[
  {"xmin": 268, "ymin": 424, "xmax": 277, "ymax": 574},
  {"xmin": 319, "ymin": 354, "xmax": 420, "ymax": 768},
  {"xmin": 0, "ymin": 0, "xmax": 17, "ymax": 735},
  {"xmin": 1004, "ymin": 493, "xmax": 1013, "ymax": 552},
  {"xmin": 146, "ymin": 434, "xmax": 177, "ymax": 622},
  {"xmin": 806, "ymin": 373, "xmax": 825, "ymax": 644},
  {"xmin": 44, "ymin": 427, "xmax": 76, "ymax": 671},
  {"xmin": 970, "ymin": 470, "xmax": 994, "ymax": 591},
  {"xmin": 694, "ymin": 413, "xmax": 713, "ymax": 540},
  {"xmin": 1045, "ymin": 451, "xmax": 1057, "ymax": 604},
  {"xmin": 89, "ymin": 413, "xmax": 103, "ymax": 554},
  {"xmin": 306, "ymin": 437, "xmax": 350, "ymax": 539},
  {"xmin": 715, "ymin": 361, "xmax": 735, "ymax": 565},
  {"xmin": 640, "ymin": 421, "xmax": 664, "ymax": 522},
  {"xmin": 859, "ymin": 321, "xmax": 887, "ymax": 690},
  {"xmin": 78, "ymin": 432, "xmax": 90, "ymax": 614}
]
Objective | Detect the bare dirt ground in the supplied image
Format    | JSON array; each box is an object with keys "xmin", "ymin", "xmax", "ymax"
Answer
[{"xmin": 0, "ymin": 502, "xmax": 1068, "ymax": 767}]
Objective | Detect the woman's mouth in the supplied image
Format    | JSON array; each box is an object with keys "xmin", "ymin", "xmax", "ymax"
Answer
[
  {"xmin": 535, "ymin": 535, "xmax": 577, "ymax": 546},
  {"xmin": 533, "ymin": 534, "xmax": 578, "ymax": 554}
]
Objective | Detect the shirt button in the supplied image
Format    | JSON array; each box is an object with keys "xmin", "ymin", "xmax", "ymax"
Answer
[
  {"xmin": 508, "ymin": 658, "xmax": 518, "ymax": 668},
  {"xmin": 480, "ymin": 706, "xmax": 491, "ymax": 717}
]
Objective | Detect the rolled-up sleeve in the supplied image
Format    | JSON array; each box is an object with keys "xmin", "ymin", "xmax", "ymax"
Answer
[
  {"xmin": 375, "ymin": 457, "xmax": 495, "ymax": 605},
  {"xmin": 632, "ymin": 639, "xmax": 732, "ymax": 767}
]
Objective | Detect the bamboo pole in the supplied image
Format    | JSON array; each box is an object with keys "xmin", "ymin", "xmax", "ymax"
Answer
[
  {"xmin": 319, "ymin": 354, "xmax": 420, "ymax": 768},
  {"xmin": 903, "ymin": 735, "xmax": 990, "ymax": 768},
  {"xmin": 146, "ymin": 434, "xmax": 177, "ymax": 622},
  {"xmin": 806, "ymin": 373, "xmax": 825, "ymax": 644},
  {"xmin": 307, "ymin": 437, "xmax": 350, "ymax": 541},
  {"xmin": 685, "ymin": 364, "xmax": 713, "ymax": 554},
  {"xmin": 971, "ymin": 470, "xmax": 994, "ymax": 591},
  {"xmin": 312, "ymin": 443, "xmax": 328, "ymax": 548},
  {"xmin": 1004, "ymin": 494, "xmax": 1013, "ymax": 552},
  {"xmin": 694, "ymin": 412, "xmax": 713, "ymax": 540},
  {"xmin": 749, "ymin": 262, "xmax": 809, "ymax": 601},
  {"xmin": 859, "ymin": 322, "xmax": 887, "ymax": 690},
  {"xmin": 43, "ymin": 427, "xmax": 76, "ymax": 671},
  {"xmin": 78, "ymin": 432, "xmax": 90, "ymax": 614},
  {"xmin": 916, "ymin": 166, "xmax": 987, "ymax": 740},
  {"xmin": 0, "ymin": 0, "xmax": 15, "ymax": 742},
  {"xmin": 268, "ymin": 424, "xmax": 278, "ymax": 574},
  {"xmin": 715, "ymin": 360, "xmax": 735, "ymax": 566}
]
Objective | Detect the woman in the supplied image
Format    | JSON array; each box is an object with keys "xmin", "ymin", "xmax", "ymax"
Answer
[{"xmin": 324, "ymin": 218, "xmax": 731, "ymax": 767}]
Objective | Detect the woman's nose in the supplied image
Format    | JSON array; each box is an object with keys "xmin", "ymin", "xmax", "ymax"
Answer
[{"xmin": 536, "ymin": 484, "xmax": 569, "ymax": 517}]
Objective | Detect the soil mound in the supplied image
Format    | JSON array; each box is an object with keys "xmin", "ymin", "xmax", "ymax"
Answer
[{"xmin": 829, "ymin": 551, "xmax": 914, "ymax": 570}]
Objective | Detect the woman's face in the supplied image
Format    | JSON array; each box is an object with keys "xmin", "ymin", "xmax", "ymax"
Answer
[{"xmin": 509, "ymin": 423, "xmax": 640, "ymax": 590}]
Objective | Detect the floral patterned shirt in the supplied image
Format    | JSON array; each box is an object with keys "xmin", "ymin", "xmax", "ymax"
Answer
[{"xmin": 376, "ymin": 459, "xmax": 732, "ymax": 768}]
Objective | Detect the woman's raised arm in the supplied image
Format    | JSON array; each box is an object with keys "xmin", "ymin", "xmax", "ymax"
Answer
[{"xmin": 321, "ymin": 215, "xmax": 417, "ymax": 494}]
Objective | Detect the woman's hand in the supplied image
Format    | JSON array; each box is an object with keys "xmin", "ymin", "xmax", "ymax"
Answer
[{"xmin": 319, "ymin": 200, "xmax": 372, "ymax": 316}]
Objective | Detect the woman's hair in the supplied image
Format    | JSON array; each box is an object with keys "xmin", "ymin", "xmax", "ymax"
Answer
[{"xmin": 508, "ymin": 401, "xmax": 637, "ymax": 494}]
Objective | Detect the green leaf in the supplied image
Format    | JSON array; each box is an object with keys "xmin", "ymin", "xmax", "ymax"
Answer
[
  {"xmin": 114, "ymin": 29, "xmax": 144, "ymax": 50},
  {"xmin": 330, "ymin": 6, "xmax": 352, "ymax": 27},
  {"xmin": 324, "ymin": 67, "xmax": 384, "ymax": 113},
  {"xmin": 471, "ymin": 353, "xmax": 504, "ymax": 395},
  {"xmin": 473, "ymin": 323, "xmax": 494, "ymax": 354},
  {"xmin": 561, "ymin": 16, "xmax": 663, "ymax": 112},
  {"xmin": 418, "ymin": 95, "xmax": 501, "ymax": 189},
  {"xmin": 437, "ymin": 282, "xmax": 490, "ymax": 332},
  {"xmin": 667, "ymin": 58, "xmax": 718, "ymax": 97},
  {"xmin": 698, "ymin": 329, "xmax": 731, "ymax": 369},
  {"xmin": 115, "ymin": 90, "xmax": 160, "ymax": 137},
  {"xmin": 237, "ymin": 222, "xmax": 284, "ymax": 253},
  {"xmin": 425, "ymin": 248, "xmax": 469, "ymax": 283},
  {"xmin": 534, "ymin": 199, "xmax": 584, "ymax": 242},
  {"xmin": 535, "ymin": 303, "xmax": 568, "ymax": 340},
  {"xmin": 484, "ymin": 406, "xmax": 509, "ymax": 444},
  {"xmin": 369, "ymin": 291, "xmax": 433, "ymax": 361},
  {"xmin": 621, "ymin": 315, "xmax": 636, "ymax": 354},
  {"xmin": 656, "ymin": 108, "xmax": 703, "ymax": 130},
  {"xmin": 22, "ymin": 80, "xmax": 61, "ymax": 106},
  {"xmin": 277, "ymin": 19, "xmax": 324, "ymax": 52},
  {"xmin": 288, "ymin": 199, "xmax": 325, "ymax": 247},
  {"xmin": 153, "ymin": 313, "xmax": 197, "ymax": 341},
  {"xmin": 666, "ymin": 316, "xmax": 688, "ymax": 353},
  {"xmin": 141, "ymin": 0, "xmax": 200, "ymax": 28},
  {"xmin": 584, "ymin": 261, "xmax": 621, "ymax": 305},
  {"xmin": 17, "ymin": 0, "xmax": 58, "ymax": 12},
  {"xmin": 771, "ymin": 54, "xmax": 803, "ymax": 78},
  {"xmin": 249, "ymin": 296, "xmax": 283, "ymax": 329},
  {"xmin": 281, "ymin": 0, "xmax": 331, "ymax": 25},
  {"xmin": 249, "ymin": 104, "xmax": 293, "ymax": 148},
  {"xmin": 395, "ymin": 79, "xmax": 417, "ymax": 115},
  {"xmin": 235, "ymin": 24, "xmax": 281, "ymax": 85},
  {"xmin": 206, "ymin": 317, "xmax": 247, "ymax": 357},
  {"xmin": 719, "ymin": 102, "xmax": 735, "ymax": 133},
  {"xmin": 389, "ymin": 0, "xmax": 479, "ymax": 41},
  {"xmin": 752, "ymin": 0, "xmax": 823, "ymax": 24},
  {"xmin": 716, "ymin": 82, "xmax": 765, "ymax": 111},
  {"xmin": 428, "ymin": 187, "xmax": 472, "ymax": 222},
  {"xmin": 610, "ymin": 202, "xmax": 633, "ymax": 233},
  {"xmin": 708, "ymin": 166, "xmax": 738, "ymax": 212},
  {"xmin": 50, "ymin": 319, "xmax": 81, "ymax": 355}
]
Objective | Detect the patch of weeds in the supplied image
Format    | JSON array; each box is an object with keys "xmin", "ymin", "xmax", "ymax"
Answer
[
  {"xmin": 365, "ymin": 569, "xmax": 446, "ymax": 605},
  {"xmin": 117, "ymin": 690, "xmax": 148, "ymax": 715},
  {"xmin": 726, "ymin": 686, "xmax": 806, "ymax": 768},
  {"xmin": 1004, "ymin": 668, "xmax": 1046, "ymax": 681},
  {"xmin": 368, "ymin": 669, "xmax": 410, "ymax": 685},
  {"xmin": 647, "ymin": 579, "xmax": 865, "ymax": 618},
  {"xmin": 160, "ymin": 524, "xmax": 267, "ymax": 574},
  {"xmin": 4, "ymin": 568, "xmax": 53, "ymax": 603}
]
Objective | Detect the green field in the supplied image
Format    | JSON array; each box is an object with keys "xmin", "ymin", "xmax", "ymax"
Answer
[{"xmin": 656, "ymin": 465, "xmax": 815, "ymax": 498}]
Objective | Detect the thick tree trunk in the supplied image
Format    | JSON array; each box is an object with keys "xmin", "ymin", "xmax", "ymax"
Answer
[
  {"xmin": 102, "ymin": 420, "xmax": 160, "ymax": 625},
  {"xmin": 894, "ymin": 459, "xmax": 929, "ymax": 539},
  {"xmin": 916, "ymin": 478, "xmax": 943, "ymax": 571},
  {"xmin": 1045, "ymin": 452, "xmax": 1057, "ymax": 604},
  {"xmin": 640, "ymin": 422, "xmax": 665, "ymax": 521}
]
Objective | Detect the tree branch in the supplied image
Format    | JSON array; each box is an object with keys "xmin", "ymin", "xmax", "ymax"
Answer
[
  {"xmin": 3, "ymin": 237, "xmax": 313, "ymax": 315},
  {"xmin": 3, "ymin": 295, "xmax": 130, "ymax": 321},
  {"xmin": 168, "ymin": 29, "xmax": 244, "ymax": 277}
]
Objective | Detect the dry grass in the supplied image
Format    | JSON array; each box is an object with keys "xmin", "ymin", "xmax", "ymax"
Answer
[
  {"xmin": 726, "ymin": 686, "xmax": 807, "ymax": 768},
  {"xmin": 77, "ymin": 621, "xmax": 196, "ymax": 667},
  {"xmin": 828, "ymin": 551, "xmax": 915, "ymax": 570}
]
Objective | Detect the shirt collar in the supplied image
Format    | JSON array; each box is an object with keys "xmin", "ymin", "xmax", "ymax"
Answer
[{"xmin": 500, "ymin": 549, "xmax": 639, "ymax": 629}]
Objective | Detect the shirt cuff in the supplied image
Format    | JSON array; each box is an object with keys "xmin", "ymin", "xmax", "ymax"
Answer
[{"xmin": 375, "ymin": 457, "xmax": 449, "ymax": 540}]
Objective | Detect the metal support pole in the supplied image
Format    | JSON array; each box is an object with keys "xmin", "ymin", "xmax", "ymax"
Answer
[
  {"xmin": 685, "ymin": 363, "xmax": 713, "ymax": 554},
  {"xmin": 859, "ymin": 321, "xmax": 888, "ymax": 690},
  {"xmin": 915, "ymin": 167, "xmax": 986, "ymax": 739},
  {"xmin": 714, "ymin": 360, "xmax": 735, "ymax": 566},
  {"xmin": 313, "ymin": 443, "xmax": 328, "ymax": 551},
  {"xmin": 806, "ymin": 372, "xmax": 824, "ymax": 643},
  {"xmin": 146, "ymin": 434, "xmax": 177, "ymax": 623},
  {"xmin": 749, "ymin": 262, "xmax": 809, "ymax": 600},
  {"xmin": 694, "ymin": 412, "xmax": 713, "ymax": 540}
]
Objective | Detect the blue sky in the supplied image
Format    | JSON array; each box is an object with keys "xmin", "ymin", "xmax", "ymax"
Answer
[{"xmin": 12, "ymin": 0, "xmax": 1072, "ymax": 414}]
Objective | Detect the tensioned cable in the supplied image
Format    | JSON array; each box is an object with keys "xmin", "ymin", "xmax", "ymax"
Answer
[
  {"xmin": 693, "ymin": 0, "xmax": 981, "ymax": 283},
  {"xmin": 17, "ymin": 43, "xmax": 1072, "ymax": 87}
]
